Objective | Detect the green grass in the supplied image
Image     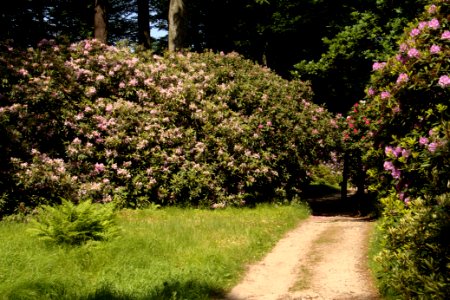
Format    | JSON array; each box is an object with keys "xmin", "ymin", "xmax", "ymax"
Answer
[
  {"xmin": 0, "ymin": 204, "xmax": 309, "ymax": 299},
  {"xmin": 367, "ymin": 220, "xmax": 396, "ymax": 300}
]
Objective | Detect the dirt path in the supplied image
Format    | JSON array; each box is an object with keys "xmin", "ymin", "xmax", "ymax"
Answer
[{"xmin": 224, "ymin": 195, "xmax": 381, "ymax": 300}]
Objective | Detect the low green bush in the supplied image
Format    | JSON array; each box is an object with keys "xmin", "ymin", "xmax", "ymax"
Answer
[
  {"xmin": 374, "ymin": 193, "xmax": 450, "ymax": 298},
  {"xmin": 309, "ymin": 162, "xmax": 342, "ymax": 188},
  {"xmin": 29, "ymin": 199, "xmax": 119, "ymax": 246}
]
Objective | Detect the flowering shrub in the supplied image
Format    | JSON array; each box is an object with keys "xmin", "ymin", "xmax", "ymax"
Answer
[
  {"xmin": 0, "ymin": 39, "xmax": 342, "ymax": 214},
  {"xmin": 344, "ymin": 1, "xmax": 449, "ymax": 297}
]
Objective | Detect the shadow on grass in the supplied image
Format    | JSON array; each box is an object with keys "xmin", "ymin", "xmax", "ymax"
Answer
[
  {"xmin": 301, "ymin": 183, "xmax": 378, "ymax": 218},
  {"xmin": 4, "ymin": 280, "xmax": 70, "ymax": 300},
  {"xmin": 86, "ymin": 280, "xmax": 227, "ymax": 300},
  {"xmin": 7, "ymin": 279, "xmax": 227, "ymax": 300}
]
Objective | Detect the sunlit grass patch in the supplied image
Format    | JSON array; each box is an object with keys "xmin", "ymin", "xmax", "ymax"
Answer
[{"xmin": 0, "ymin": 203, "xmax": 309, "ymax": 299}]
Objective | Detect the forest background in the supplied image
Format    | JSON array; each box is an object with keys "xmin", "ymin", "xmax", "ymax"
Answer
[{"xmin": 1, "ymin": 0, "xmax": 428, "ymax": 113}]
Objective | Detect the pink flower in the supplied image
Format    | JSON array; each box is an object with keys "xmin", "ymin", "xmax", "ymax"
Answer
[
  {"xmin": 419, "ymin": 137, "xmax": 429, "ymax": 145},
  {"xmin": 129, "ymin": 78, "xmax": 138, "ymax": 86},
  {"xmin": 394, "ymin": 147, "xmax": 403, "ymax": 157},
  {"xmin": 38, "ymin": 39, "xmax": 49, "ymax": 47},
  {"xmin": 399, "ymin": 43, "xmax": 408, "ymax": 52},
  {"xmin": 105, "ymin": 103, "xmax": 113, "ymax": 112},
  {"xmin": 258, "ymin": 124, "xmax": 264, "ymax": 129},
  {"xmin": 381, "ymin": 91, "xmax": 391, "ymax": 99},
  {"xmin": 372, "ymin": 62, "xmax": 386, "ymax": 71},
  {"xmin": 385, "ymin": 146, "xmax": 394, "ymax": 156},
  {"xmin": 407, "ymin": 48, "xmax": 420, "ymax": 58},
  {"xmin": 84, "ymin": 40, "xmax": 92, "ymax": 51},
  {"xmin": 266, "ymin": 121, "xmax": 272, "ymax": 126},
  {"xmin": 438, "ymin": 75, "xmax": 450, "ymax": 87},
  {"xmin": 391, "ymin": 168, "xmax": 401, "ymax": 179},
  {"xmin": 428, "ymin": 18, "xmax": 440, "ymax": 29},
  {"xmin": 418, "ymin": 21, "xmax": 428, "ymax": 30},
  {"xmin": 367, "ymin": 88, "xmax": 375, "ymax": 96},
  {"xmin": 18, "ymin": 68, "xmax": 29, "ymax": 76},
  {"xmin": 441, "ymin": 31, "xmax": 450, "ymax": 40},
  {"xmin": 428, "ymin": 142, "xmax": 438, "ymax": 153},
  {"xmin": 430, "ymin": 44, "xmax": 441, "ymax": 54},
  {"xmin": 410, "ymin": 28, "xmax": 420, "ymax": 37},
  {"xmin": 396, "ymin": 73, "xmax": 409, "ymax": 84},
  {"xmin": 401, "ymin": 149, "xmax": 410, "ymax": 158},
  {"xmin": 428, "ymin": 4, "xmax": 437, "ymax": 14},
  {"xmin": 94, "ymin": 163, "xmax": 105, "ymax": 173},
  {"xmin": 384, "ymin": 161, "xmax": 394, "ymax": 171},
  {"xmin": 85, "ymin": 86, "xmax": 96, "ymax": 97}
]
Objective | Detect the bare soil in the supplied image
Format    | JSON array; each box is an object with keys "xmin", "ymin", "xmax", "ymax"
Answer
[{"xmin": 224, "ymin": 193, "xmax": 381, "ymax": 300}]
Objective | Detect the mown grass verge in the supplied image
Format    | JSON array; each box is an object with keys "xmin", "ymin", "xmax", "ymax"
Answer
[
  {"xmin": 0, "ymin": 203, "xmax": 309, "ymax": 299},
  {"xmin": 367, "ymin": 220, "xmax": 394, "ymax": 300}
]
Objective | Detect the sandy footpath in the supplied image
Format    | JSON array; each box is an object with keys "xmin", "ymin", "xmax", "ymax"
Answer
[{"xmin": 224, "ymin": 214, "xmax": 380, "ymax": 300}]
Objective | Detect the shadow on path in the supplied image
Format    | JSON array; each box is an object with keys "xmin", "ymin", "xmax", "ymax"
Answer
[{"xmin": 302, "ymin": 184, "xmax": 377, "ymax": 218}]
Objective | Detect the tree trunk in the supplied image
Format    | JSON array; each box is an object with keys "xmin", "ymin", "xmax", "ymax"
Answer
[
  {"xmin": 32, "ymin": 0, "xmax": 46, "ymax": 42},
  {"xmin": 355, "ymin": 150, "xmax": 365, "ymax": 197},
  {"xmin": 138, "ymin": 0, "xmax": 151, "ymax": 49},
  {"xmin": 341, "ymin": 150, "xmax": 349, "ymax": 201},
  {"xmin": 168, "ymin": 0, "xmax": 186, "ymax": 52},
  {"xmin": 94, "ymin": 0, "xmax": 108, "ymax": 43}
]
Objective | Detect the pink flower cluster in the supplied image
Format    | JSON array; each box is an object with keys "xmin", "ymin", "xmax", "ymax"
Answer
[
  {"xmin": 407, "ymin": 48, "xmax": 420, "ymax": 58},
  {"xmin": 428, "ymin": 18, "xmax": 440, "ymax": 29},
  {"xmin": 396, "ymin": 73, "xmax": 409, "ymax": 85},
  {"xmin": 438, "ymin": 75, "xmax": 450, "ymax": 87},
  {"xmin": 372, "ymin": 62, "xmax": 386, "ymax": 71},
  {"xmin": 430, "ymin": 44, "xmax": 441, "ymax": 54},
  {"xmin": 442, "ymin": 30, "xmax": 450, "ymax": 40},
  {"xmin": 385, "ymin": 146, "xmax": 410, "ymax": 158},
  {"xmin": 419, "ymin": 134, "xmax": 445, "ymax": 153},
  {"xmin": 380, "ymin": 91, "xmax": 391, "ymax": 99},
  {"xmin": 383, "ymin": 160, "xmax": 401, "ymax": 179},
  {"xmin": 410, "ymin": 28, "xmax": 421, "ymax": 37}
]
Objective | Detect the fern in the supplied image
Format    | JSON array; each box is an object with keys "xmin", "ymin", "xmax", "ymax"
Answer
[{"xmin": 28, "ymin": 199, "xmax": 119, "ymax": 246}]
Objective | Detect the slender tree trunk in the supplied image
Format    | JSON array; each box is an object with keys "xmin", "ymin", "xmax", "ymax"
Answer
[
  {"xmin": 138, "ymin": 0, "xmax": 152, "ymax": 49},
  {"xmin": 341, "ymin": 150, "xmax": 349, "ymax": 201},
  {"xmin": 94, "ymin": 0, "xmax": 108, "ymax": 43},
  {"xmin": 168, "ymin": 0, "xmax": 186, "ymax": 52},
  {"xmin": 355, "ymin": 151, "xmax": 365, "ymax": 197},
  {"xmin": 32, "ymin": 0, "xmax": 46, "ymax": 42}
]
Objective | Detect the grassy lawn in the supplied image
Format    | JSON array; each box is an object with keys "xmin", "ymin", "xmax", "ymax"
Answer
[{"xmin": 0, "ymin": 204, "xmax": 309, "ymax": 299}]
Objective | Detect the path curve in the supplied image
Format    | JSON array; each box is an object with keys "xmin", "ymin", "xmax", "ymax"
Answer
[{"xmin": 224, "ymin": 214, "xmax": 380, "ymax": 300}]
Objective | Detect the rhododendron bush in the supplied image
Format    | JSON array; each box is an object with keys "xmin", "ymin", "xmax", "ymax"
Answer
[
  {"xmin": 0, "ymin": 39, "xmax": 342, "ymax": 214},
  {"xmin": 344, "ymin": 1, "xmax": 449, "ymax": 297}
]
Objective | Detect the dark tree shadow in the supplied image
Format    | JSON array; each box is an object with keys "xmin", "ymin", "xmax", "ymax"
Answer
[
  {"xmin": 7, "ymin": 279, "xmax": 227, "ymax": 300},
  {"xmin": 84, "ymin": 280, "xmax": 227, "ymax": 300},
  {"xmin": 301, "ymin": 184, "xmax": 378, "ymax": 218}
]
